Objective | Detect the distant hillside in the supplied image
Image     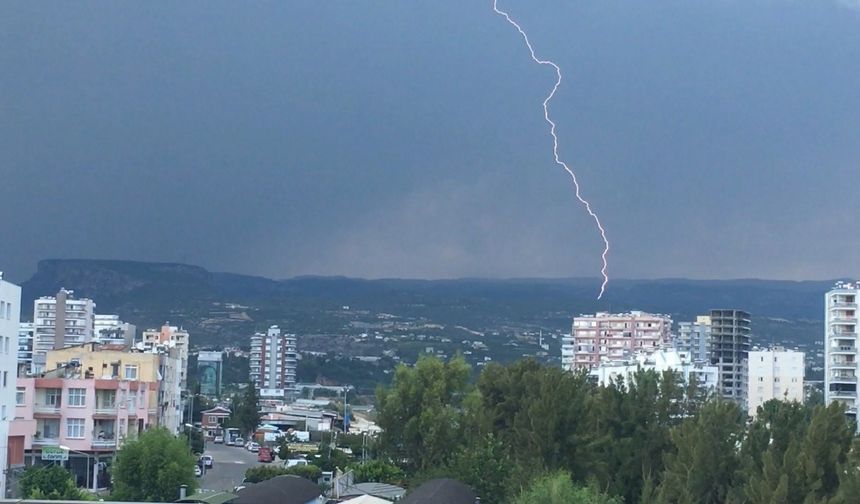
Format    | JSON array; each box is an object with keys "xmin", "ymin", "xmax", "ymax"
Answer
[{"xmin": 20, "ymin": 259, "xmax": 834, "ymax": 351}]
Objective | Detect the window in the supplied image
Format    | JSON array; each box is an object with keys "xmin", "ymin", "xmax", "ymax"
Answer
[
  {"xmin": 6, "ymin": 303, "xmax": 11, "ymax": 319},
  {"xmin": 1, "ymin": 406, "xmax": 5, "ymax": 419},
  {"xmin": 16, "ymin": 388, "xmax": 25, "ymax": 406},
  {"xmin": 2, "ymin": 371, "xmax": 7, "ymax": 387},
  {"xmin": 68, "ymin": 388, "xmax": 86, "ymax": 407},
  {"xmin": 124, "ymin": 365, "xmax": 138, "ymax": 380},
  {"xmin": 46, "ymin": 388, "xmax": 62, "ymax": 407},
  {"xmin": 66, "ymin": 418, "xmax": 85, "ymax": 439},
  {"xmin": 128, "ymin": 394, "xmax": 137, "ymax": 410}
]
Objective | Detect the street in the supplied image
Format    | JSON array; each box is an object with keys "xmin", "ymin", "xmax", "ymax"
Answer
[{"xmin": 198, "ymin": 442, "xmax": 265, "ymax": 493}]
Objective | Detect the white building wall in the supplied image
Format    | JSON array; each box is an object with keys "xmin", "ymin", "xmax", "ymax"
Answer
[
  {"xmin": 748, "ymin": 348, "xmax": 805, "ymax": 415},
  {"xmin": 824, "ymin": 282, "xmax": 859, "ymax": 429},
  {"xmin": 0, "ymin": 275, "xmax": 22, "ymax": 496},
  {"xmin": 589, "ymin": 349, "xmax": 720, "ymax": 393}
]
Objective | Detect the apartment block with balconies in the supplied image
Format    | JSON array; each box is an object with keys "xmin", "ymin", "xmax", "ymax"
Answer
[
  {"xmin": 250, "ymin": 325, "xmax": 298, "ymax": 402},
  {"xmin": 562, "ymin": 311, "xmax": 672, "ymax": 372},
  {"xmin": 31, "ymin": 289, "xmax": 95, "ymax": 374},
  {"xmin": 825, "ymin": 282, "xmax": 859, "ymax": 428}
]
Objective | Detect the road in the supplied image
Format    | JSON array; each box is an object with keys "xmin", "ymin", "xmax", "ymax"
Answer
[{"xmin": 198, "ymin": 442, "xmax": 266, "ymax": 492}]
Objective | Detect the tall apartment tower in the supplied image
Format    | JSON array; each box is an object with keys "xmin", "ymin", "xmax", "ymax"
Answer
[
  {"xmin": 564, "ymin": 311, "xmax": 672, "ymax": 371},
  {"xmin": 675, "ymin": 316, "xmax": 712, "ymax": 362},
  {"xmin": 249, "ymin": 325, "xmax": 297, "ymax": 401},
  {"xmin": 825, "ymin": 282, "xmax": 859, "ymax": 427},
  {"xmin": 709, "ymin": 309, "xmax": 752, "ymax": 410},
  {"xmin": 0, "ymin": 274, "xmax": 22, "ymax": 497},
  {"xmin": 17, "ymin": 322, "xmax": 34, "ymax": 377},
  {"xmin": 32, "ymin": 289, "xmax": 96, "ymax": 373}
]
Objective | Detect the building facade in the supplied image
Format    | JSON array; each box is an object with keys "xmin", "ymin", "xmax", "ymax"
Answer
[
  {"xmin": 17, "ymin": 322, "xmax": 34, "ymax": 377},
  {"xmin": 747, "ymin": 347, "xmax": 805, "ymax": 416},
  {"xmin": 32, "ymin": 289, "xmax": 96, "ymax": 373},
  {"xmin": 563, "ymin": 311, "xmax": 672, "ymax": 371},
  {"xmin": 709, "ymin": 309, "xmax": 752, "ymax": 411},
  {"xmin": 674, "ymin": 316, "xmax": 711, "ymax": 363},
  {"xmin": 0, "ymin": 274, "xmax": 22, "ymax": 497},
  {"xmin": 196, "ymin": 351, "xmax": 223, "ymax": 398},
  {"xmin": 250, "ymin": 326, "xmax": 297, "ymax": 401},
  {"xmin": 589, "ymin": 349, "xmax": 720, "ymax": 393},
  {"xmin": 825, "ymin": 282, "xmax": 859, "ymax": 427},
  {"xmin": 93, "ymin": 315, "xmax": 136, "ymax": 346}
]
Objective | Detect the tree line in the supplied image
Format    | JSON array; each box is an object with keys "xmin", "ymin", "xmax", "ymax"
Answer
[{"xmin": 375, "ymin": 355, "xmax": 860, "ymax": 504}]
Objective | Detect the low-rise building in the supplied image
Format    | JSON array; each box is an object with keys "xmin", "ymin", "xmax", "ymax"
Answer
[
  {"xmin": 589, "ymin": 349, "xmax": 720, "ymax": 393},
  {"xmin": 201, "ymin": 406, "xmax": 231, "ymax": 439}
]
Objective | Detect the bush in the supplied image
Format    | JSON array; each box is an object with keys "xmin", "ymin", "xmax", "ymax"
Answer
[
  {"xmin": 19, "ymin": 464, "xmax": 94, "ymax": 500},
  {"xmin": 244, "ymin": 464, "xmax": 322, "ymax": 484}
]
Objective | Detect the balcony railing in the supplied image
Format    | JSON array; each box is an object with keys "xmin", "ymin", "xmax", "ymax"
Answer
[
  {"xmin": 32, "ymin": 436, "xmax": 60, "ymax": 445},
  {"xmin": 34, "ymin": 404, "xmax": 61, "ymax": 415},
  {"xmin": 94, "ymin": 404, "xmax": 117, "ymax": 415},
  {"xmin": 91, "ymin": 437, "xmax": 117, "ymax": 448}
]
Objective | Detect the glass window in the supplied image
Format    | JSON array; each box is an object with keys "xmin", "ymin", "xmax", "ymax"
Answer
[
  {"xmin": 16, "ymin": 388, "xmax": 25, "ymax": 406},
  {"xmin": 46, "ymin": 388, "xmax": 62, "ymax": 407},
  {"xmin": 68, "ymin": 388, "xmax": 86, "ymax": 407},
  {"xmin": 124, "ymin": 365, "xmax": 138, "ymax": 380},
  {"xmin": 66, "ymin": 418, "xmax": 85, "ymax": 439}
]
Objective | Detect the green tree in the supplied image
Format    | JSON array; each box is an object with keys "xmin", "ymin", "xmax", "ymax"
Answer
[
  {"xmin": 244, "ymin": 465, "xmax": 288, "ymax": 483},
  {"xmin": 19, "ymin": 465, "xmax": 92, "ymax": 500},
  {"xmin": 183, "ymin": 425, "xmax": 205, "ymax": 455},
  {"xmin": 656, "ymin": 400, "xmax": 746, "ymax": 504},
  {"xmin": 228, "ymin": 382, "xmax": 261, "ymax": 437},
  {"xmin": 376, "ymin": 354, "xmax": 471, "ymax": 472},
  {"xmin": 111, "ymin": 427, "xmax": 198, "ymax": 502},
  {"xmin": 350, "ymin": 459, "xmax": 405, "ymax": 485},
  {"xmin": 512, "ymin": 471, "xmax": 621, "ymax": 504}
]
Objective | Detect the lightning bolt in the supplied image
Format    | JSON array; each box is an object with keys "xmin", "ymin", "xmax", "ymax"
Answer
[{"xmin": 492, "ymin": 0, "xmax": 610, "ymax": 299}]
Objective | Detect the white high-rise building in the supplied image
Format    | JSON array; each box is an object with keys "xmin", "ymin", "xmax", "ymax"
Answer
[
  {"xmin": 250, "ymin": 325, "xmax": 297, "ymax": 401},
  {"xmin": 32, "ymin": 289, "xmax": 95, "ymax": 373},
  {"xmin": 825, "ymin": 282, "xmax": 859, "ymax": 427},
  {"xmin": 0, "ymin": 273, "xmax": 22, "ymax": 496},
  {"xmin": 563, "ymin": 311, "xmax": 672, "ymax": 371},
  {"xmin": 17, "ymin": 322, "xmax": 34, "ymax": 376},
  {"xmin": 748, "ymin": 347, "xmax": 805, "ymax": 416}
]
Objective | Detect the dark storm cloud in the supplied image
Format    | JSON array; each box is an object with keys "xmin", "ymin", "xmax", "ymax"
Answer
[{"xmin": 1, "ymin": 0, "xmax": 858, "ymax": 282}]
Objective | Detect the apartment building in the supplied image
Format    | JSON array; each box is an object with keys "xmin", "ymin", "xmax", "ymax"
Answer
[
  {"xmin": 0, "ymin": 274, "xmax": 21, "ymax": 497},
  {"xmin": 563, "ymin": 311, "xmax": 672, "ymax": 371},
  {"xmin": 32, "ymin": 289, "xmax": 96, "ymax": 373},
  {"xmin": 825, "ymin": 282, "xmax": 859, "ymax": 427},
  {"xmin": 708, "ymin": 309, "xmax": 752, "ymax": 410},
  {"xmin": 10, "ymin": 349, "xmax": 159, "ymax": 490},
  {"xmin": 747, "ymin": 347, "xmax": 805, "ymax": 416},
  {"xmin": 674, "ymin": 316, "xmax": 711, "ymax": 363},
  {"xmin": 589, "ymin": 348, "xmax": 719, "ymax": 393},
  {"xmin": 92, "ymin": 315, "xmax": 136, "ymax": 346},
  {"xmin": 17, "ymin": 322, "xmax": 34, "ymax": 377},
  {"xmin": 140, "ymin": 324, "xmax": 188, "ymax": 390},
  {"xmin": 250, "ymin": 326, "xmax": 297, "ymax": 401}
]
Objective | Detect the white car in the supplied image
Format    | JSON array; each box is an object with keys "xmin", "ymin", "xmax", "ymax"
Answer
[
  {"xmin": 201, "ymin": 455, "xmax": 213, "ymax": 468},
  {"xmin": 247, "ymin": 442, "xmax": 260, "ymax": 453},
  {"xmin": 284, "ymin": 458, "xmax": 308, "ymax": 468},
  {"xmin": 234, "ymin": 437, "xmax": 245, "ymax": 447},
  {"xmin": 194, "ymin": 465, "xmax": 202, "ymax": 478}
]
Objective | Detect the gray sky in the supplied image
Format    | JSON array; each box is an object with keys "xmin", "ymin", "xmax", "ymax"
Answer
[{"xmin": 2, "ymin": 0, "xmax": 859, "ymax": 283}]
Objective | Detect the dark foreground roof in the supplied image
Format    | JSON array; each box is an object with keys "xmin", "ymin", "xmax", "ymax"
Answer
[
  {"xmin": 232, "ymin": 475, "xmax": 322, "ymax": 504},
  {"xmin": 400, "ymin": 479, "xmax": 476, "ymax": 504}
]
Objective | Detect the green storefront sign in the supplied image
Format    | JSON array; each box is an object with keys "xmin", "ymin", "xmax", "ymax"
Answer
[{"xmin": 41, "ymin": 446, "xmax": 69, "ymax": 461}]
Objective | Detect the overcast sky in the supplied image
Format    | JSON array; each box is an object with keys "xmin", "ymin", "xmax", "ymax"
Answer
[{"xmin": 1, "ymin": 0, "xmax": 859, "ymax": 283}]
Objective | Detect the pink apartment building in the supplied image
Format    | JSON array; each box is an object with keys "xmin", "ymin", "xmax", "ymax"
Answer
[
  {"xmin": 10, "ymin": 368, "xmax": 157, "ymax": 489},
  {"xmin": 562, "ymin": 311, "xmax": 673, "ymax": 371}
]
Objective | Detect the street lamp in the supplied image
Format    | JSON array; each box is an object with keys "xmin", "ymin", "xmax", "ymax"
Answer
[{"xmin": 58, "ymin": 445, "xmax": 96, "ymax": 493}]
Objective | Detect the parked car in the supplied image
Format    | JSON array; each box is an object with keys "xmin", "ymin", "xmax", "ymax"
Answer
[
  {"xmin": 194, "ymin": 465, "xmax": 202, "ymax": 478},
  {"xmin": 234, "ymin": 437, "xmax": 244, "ymax": 446},
  {"xmin": 213, "ymin": 436, "xmax": 224, "ymax": 444},
  {"xmin": 247, "ymin": 442, "xmax": 260, "ymax": 453},
  {"xmin": 258, "ymin": 446, "xmax": 274, "ymax": 463},
  {"xmin": 201, "ymin": 455, "xmax": 213, "ymax": 468},
  {"xmin": 284, "ymin": 458, "xmax": 308, "ymax": 468}
]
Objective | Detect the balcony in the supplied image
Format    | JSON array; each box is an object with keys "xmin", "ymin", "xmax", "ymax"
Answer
[
  {"xmin": 32, "ymin": 436, "xmax": 60, "ymax": 446},
  {"xmin": 831, "ymin": 301, "xmax": 858, "ymax": 310},
  {"xmin": 33, "ymin": 404, "xmax": 61, "ymax": 415},
  {"xmin": 829, "ymin": 390, "xmax": 857, "ymax": 399},
  {"xmin": 830, "ymin": 374, "xmax": 857, "ymax": 384},
  {"xmin": 831, "ymin": 345, "xmax": 857, "ymax": 354}
]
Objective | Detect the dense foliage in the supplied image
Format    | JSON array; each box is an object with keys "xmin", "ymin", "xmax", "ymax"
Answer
[
  {"xmin": 183, "ymin": 425, "xmax": 205, "ymax": 455},
  {"xmin": 228, "ymin": 382, "xmax": 261, "ymax": 437},
  {"xmin": 376, "ymin": 355, "xmax": 860, "ymax": 504},
  {"xmin": 19, "ymin": 465, "xmax": 94, "ymax": 501},
  {"xmin": 111, "ymin": 427, "xmax": 198, "ymax": 502},
  {"xmin": 243, "ymin": 464, "xmax": 322, "ymax": 483}
]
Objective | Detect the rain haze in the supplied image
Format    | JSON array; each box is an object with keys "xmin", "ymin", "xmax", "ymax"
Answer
[{"xmin": 1, "ymin": 0, "xmax": 859, "ymax": 283}]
